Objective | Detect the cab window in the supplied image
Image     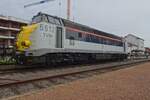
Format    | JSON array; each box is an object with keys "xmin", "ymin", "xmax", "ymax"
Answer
[
  {"xmin": 32, "ymin": 16, "xmax": 42, "ymax": 23},
  {"xmin": 47, "ymin": 16, "xmax": 55, "ymax": 24},
  {"xmin": 42, "ymin": 15, "xmax": 49, "ymax": 22}
]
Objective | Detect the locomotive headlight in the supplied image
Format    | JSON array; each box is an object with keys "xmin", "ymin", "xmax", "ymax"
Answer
[{"xmin": 21, "ymin": 40, "xmax": 31, "ymax": 47}]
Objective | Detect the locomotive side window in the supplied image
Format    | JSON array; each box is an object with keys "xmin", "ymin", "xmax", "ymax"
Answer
[
  {"xmin": 66, "ymin": 28, "xmax": 123, "ymax": 47},
  {"xmin": 66, "ymin": 30, "xmax": 78, "ymax": 40},
  {"xmin": 99, "ymin": 38, "xmax": 103, "ymax": 44},
  {"xmin": 85, "ymin": 34, "xmax": 90, "ymax": 42},
  {"xmin": 78, "ymin": 32, "xmax": 82, "ymax": 38}
]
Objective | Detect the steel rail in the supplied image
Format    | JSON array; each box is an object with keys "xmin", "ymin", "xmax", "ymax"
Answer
[{"xmin": 0, "ymin": 59, "xmax": 149, "ymax": 88}]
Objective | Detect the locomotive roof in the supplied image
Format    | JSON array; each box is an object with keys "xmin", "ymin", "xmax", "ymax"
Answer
[
  {"xmin": 62, "ymin": 19, "xmax": 122, "ymax": 40},
  {"xmin": 34, "ymin": 12, "xmax": 122, "ymax": 40}
]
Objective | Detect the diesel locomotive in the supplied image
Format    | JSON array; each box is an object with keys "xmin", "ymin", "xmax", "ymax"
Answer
[{"xmin": 16, "ymin": 12, "xmax": 127, "ymax": 65}]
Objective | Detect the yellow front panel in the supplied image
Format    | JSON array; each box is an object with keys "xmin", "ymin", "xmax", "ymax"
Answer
[{"xmin": 16, "ymin": 24, "xmax": 38, "ymax": 51}]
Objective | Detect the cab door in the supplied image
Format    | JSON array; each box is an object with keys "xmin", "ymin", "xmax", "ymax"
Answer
[{"xmin": 56, "ymin": 27, "xmax": 63, "ymax": 48}]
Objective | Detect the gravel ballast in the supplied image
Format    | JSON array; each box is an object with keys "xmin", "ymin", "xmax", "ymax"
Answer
[{"xmin": 7, "ymin": 62, "xmax": 150, "ymax": 100}]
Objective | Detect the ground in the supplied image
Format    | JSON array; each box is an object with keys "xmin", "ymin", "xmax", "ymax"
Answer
[{"xmin": 7, "ymin": 62, "xmax": 150, "ymax": 100}]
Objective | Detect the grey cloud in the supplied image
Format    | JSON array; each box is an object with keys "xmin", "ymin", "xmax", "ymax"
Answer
[{"xmin": 0, "ymin": 0, "xmax": 149, "ymax": 46}]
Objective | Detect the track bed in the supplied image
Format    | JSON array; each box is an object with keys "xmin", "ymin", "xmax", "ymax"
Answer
[{"xmin": 0, "ymin": 59, "xmax": 149, "ymax": 99}]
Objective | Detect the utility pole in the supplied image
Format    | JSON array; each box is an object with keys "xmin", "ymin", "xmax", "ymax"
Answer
[
  {"xmin": 67, "ymin": 0, "xmax": 71, "ymax": 20},
  {"xmin": 24, "ymin": 0, "xmax": 71, "ymax": 20},
  {"xmin": 24, "ymin": 0, "xmax": 55, "ymax": 8}
]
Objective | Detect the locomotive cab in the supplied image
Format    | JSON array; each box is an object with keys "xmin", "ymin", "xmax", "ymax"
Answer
[
  {"xmin": 16, "ymin": 12, "xmax": 127, "ymax": 65},
  {"xmin": 16, "ymin": 13, "xmax": 64, "ymax": 64},
  {"xmin": 17, "ymin": 13, "xmax": 64, "ymax": 54}
]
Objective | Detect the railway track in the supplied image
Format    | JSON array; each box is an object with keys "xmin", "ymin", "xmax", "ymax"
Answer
[{"xmin": 0, "ymin": 59, "xmax": 149, "ymax": 99}]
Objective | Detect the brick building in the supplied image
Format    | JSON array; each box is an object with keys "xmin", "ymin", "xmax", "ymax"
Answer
[{"xmin": 0, "ymin": 15, "xmax": 29, "ymax": 55}]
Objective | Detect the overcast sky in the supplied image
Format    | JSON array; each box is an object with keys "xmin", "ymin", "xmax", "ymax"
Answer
[{"xmin": 0, "ymin": 0, "xmax": 150, "ymax": 46}]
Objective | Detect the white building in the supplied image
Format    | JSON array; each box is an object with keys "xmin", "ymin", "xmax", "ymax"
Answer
[{"xmin": 124, "ymin": 34, "xmax": 145, "ymax": 54}]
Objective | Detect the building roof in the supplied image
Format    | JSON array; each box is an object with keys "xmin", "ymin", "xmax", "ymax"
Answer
[
  {"xmin": 0, "ymin": 26, "xmax": 20, "ymax": 31},
  {"xmin": 0, "ymin": 35, "xmax": 15, "ymax": 39},
  {"xmin": 0, "ymin": 15, "xmax": 29, "ymax": 24},
  {"xmin": 126, "ymin": 34, "xmax": 144, "ymax": 41},
  {"xmin": 38, "ymin": 12, "xmax": 122, "ymax": 41}
]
